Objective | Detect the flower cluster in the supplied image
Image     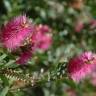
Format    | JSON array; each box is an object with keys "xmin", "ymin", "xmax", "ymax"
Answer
[
  {"xmin": 67, "ymin": 52, "xmax": 96, "ymax": 83},
  {"xmin": 1, "ymin": 15, "xmax": 52, "ymax": 64},
  {"xmin": 1, "ymin": 15, "xmax": 96, "ymax": 84}
]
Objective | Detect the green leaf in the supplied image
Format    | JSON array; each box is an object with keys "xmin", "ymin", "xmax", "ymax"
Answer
[
  {"xmin": 0, "ymin": 54, "xmax": 7, "ymax": 61},
  {"xmin": 0, "ymin": 75, "xmax": 9, "ymax": 86},
  {"xmin": 0, "ymin": 86, "xmax": 9, "ymax": 96},
  {"xmin": 4, "ymin": 60, "xmax": 15, "ymax": 67}
]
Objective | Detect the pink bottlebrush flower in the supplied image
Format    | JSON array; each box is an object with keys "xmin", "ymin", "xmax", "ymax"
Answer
[
  {"xmin": 31, "ymin": 24, "xmax": 52, "ymax": 51},
  {"xmin": 75, "ymin": 21, "xmax": 84, "ymax": 32},
  {"xmin": 1, "ymin": 15, "xmax": 34, "ymax": 50},
  {"xmin": 67, "ymin": 52, "xmax": 96, "ymax": 83},
  {"xmin": 16, "ymin": 51, "xmax": 32, "ymax": 64}
]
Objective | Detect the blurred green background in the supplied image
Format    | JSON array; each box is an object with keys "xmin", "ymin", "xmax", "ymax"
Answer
[{"xmin": 0, "ymin": 0, "xmax": 96, "ymax": 96}]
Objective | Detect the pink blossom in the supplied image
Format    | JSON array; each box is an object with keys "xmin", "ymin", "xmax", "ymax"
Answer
[
  {"xmin": 1, "ymin": 15, "xmax": 34, "ymax": 50},
  {"xmin": 16, "ymin": 51, "xmax": 32, "ymax": 64},
  {"xmin": 90, "ymin": 19, "xmax": 96, "ymax": 29},
  {"xmin": 31, "ymin": 24, "xmax": 52, "ymax": 51},
  {"xmin": 75, "ymin": 21, "xmax": 84, "ymax": 32},
  {"xmin": 67, "ymin": 52, "xmax": 96, "ymax": 83}
]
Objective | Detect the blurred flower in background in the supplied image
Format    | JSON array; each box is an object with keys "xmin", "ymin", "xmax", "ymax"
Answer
[{"xmin": 31, "ymin": 24, "xmax": 52, "ymax": 51}]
